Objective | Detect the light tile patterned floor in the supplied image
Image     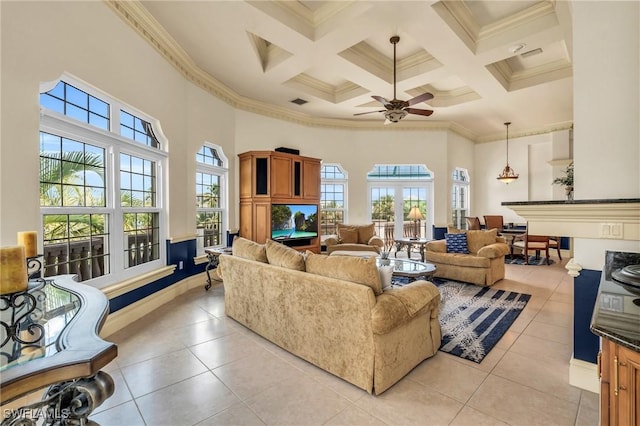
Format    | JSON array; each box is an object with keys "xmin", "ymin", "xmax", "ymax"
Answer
[{"xmin": 4, "ymin": 253, "xmax": 600, "ymax": 425}]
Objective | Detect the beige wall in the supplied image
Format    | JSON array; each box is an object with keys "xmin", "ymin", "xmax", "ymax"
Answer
[{"xmin": 1, "ymin": 1, "xmax": 636, "ymax": 256}]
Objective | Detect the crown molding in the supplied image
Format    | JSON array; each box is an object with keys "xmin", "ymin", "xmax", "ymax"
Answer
[
  {"xmin": 476, "ymin": 121, "xmax": 574, "ymax": 143},
  {"xmin": 105, "ymin": 0, "xmax": 565, "ymax": 143}
]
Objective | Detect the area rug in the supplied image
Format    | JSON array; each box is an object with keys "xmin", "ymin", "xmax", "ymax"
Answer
[
  {"xmin": 505, "ymin": 255, "xmax": 555, "ymax": 266},
  {"xmin": 434, "ymin": 279, "xmax": 531, "ymax": 363}
]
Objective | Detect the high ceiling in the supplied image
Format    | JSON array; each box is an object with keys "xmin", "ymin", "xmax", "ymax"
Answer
[{"xmin": 109, "ymin": 0, "xmax": 574, "ymax": 141}]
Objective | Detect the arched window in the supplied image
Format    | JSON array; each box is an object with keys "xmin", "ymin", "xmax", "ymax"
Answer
[
  {"xmin": 39, "ymin": 73, "xmax": 168, "ymax": 288},
  {"xmin": 196, "ymin": 143, "xmax": 228, "ymax": 253},
  {"xmin": 367, "ymin": 165, "xmax": 434, "ymax": 242},
  {"xmin": 320, "ymin": 164, "xmax": 348, "ymax": 236},
  {"xmin": 451, "ymin": 168, "xmax": 470, "ymax": 229}
]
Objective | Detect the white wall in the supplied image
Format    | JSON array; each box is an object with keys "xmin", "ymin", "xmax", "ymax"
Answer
[{"xmin": 474, "ymin": 132, "xmax": 556, "ymax": 225}]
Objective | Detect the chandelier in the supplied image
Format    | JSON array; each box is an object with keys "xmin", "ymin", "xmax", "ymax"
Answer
[{"xmin": 497, "ymin": 121, "xmax": 519, "ymax": 184}]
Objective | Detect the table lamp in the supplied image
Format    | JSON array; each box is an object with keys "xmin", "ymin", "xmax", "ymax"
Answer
[{"xmin": 407, "ymin": 206, "xmax": 424, "ymax": 239}]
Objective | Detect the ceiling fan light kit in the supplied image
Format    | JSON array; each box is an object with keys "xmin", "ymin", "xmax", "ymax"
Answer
[
  {"xmin": 354, "ymin": 35, "xmax": 434, "ymax": 124},
  {"xmin": 497, "ymin": 121, "xmax": 519, "ymax": 184}
]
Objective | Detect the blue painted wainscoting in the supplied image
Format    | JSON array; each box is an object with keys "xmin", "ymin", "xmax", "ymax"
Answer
[
  {"xmin": 109, "ymin": 239, "xmax": 207, "ymax": 313},
  {"xmin": 573, "ymin": 269, "xmax": 601, "ymax": 363}
]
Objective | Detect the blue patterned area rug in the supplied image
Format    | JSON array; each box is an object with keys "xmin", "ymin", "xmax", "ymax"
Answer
[
  {"xmin": 505, "ymin": 255, "xmax": 555, "ymax": 266},
  {"xmin": 434, "ymin": 279, "xmax": 531, "ymax": 363}
]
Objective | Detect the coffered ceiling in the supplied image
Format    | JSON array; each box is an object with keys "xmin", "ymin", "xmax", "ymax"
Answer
[{"xmin": 107, "ymin": 0, "xmax": 574, "ymax": 141}]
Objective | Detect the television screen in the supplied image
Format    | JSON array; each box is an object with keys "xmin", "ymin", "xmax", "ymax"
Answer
[{"xmin": 271, "ymin": 204, "xmax": 318, "ymax": 241}]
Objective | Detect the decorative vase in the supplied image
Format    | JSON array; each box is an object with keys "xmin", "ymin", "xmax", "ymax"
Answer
[{"xmin": 565, "ymin": 186, "xmax": 574, "ymax": 200}]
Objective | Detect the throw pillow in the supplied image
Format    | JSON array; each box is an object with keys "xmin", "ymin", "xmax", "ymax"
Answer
[
  {"xmin": 357, "ymin": 223, "xmax": 376, "ymax": 245},
  {"xmin": 232, "ymin": 237, "xmax": 267, "ymax": 263},
  {"xmin": 445, "ymin": 233, "xmax": 469, "ymax": 254},
  {"xmin": 467, "ymin": 229, "xmax": 498, "ymax": 254},
  {"xmin": 338, "ymin": 228, "xmax": 358, "ymax": 244},
  {"xmin": 305, "ymin": 251, "xmax": 382, "ymax": 295},
  {"xmin": 378, "ymin": 265, "xmax": 394, "ymax": 290},
  {"xmin": 265, "ymin": 239, "xmax": 305, "ymax": 271}
]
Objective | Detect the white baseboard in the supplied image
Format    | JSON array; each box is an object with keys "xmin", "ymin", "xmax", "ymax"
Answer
[
  {"xmin": 100, "ymin": 273, "xmax": 209, "ymax": 338},
  {"xmin": 569, "ymin": 356, "xmax": 600, "ymax": 393}
]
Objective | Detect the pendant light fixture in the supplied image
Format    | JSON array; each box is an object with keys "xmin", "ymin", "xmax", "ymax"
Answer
[{"xmin": 497, "ymin": 121, "xmax": 519, "ymax": 184}]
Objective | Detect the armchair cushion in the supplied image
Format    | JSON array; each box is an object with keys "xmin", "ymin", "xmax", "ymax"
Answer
[
  {"xmin": 466, "ymin": 229, "xmax": 498, "ymax": 254},
  {"xmin": 445, "ymin": 233, "xmax": 469, "ymax": 254},
  {"xmin": 357, "ymin": 223, "xmax": 376, "ymax": 245},
  {"xmin": 338, "ymin": 227, "xmax": 359, "ymax": 244},
  {"xmin": 425, "ymin": 239, "xmax": 447, "ymax": 253}
]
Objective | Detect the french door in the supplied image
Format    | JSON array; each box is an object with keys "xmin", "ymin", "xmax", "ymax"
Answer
[{"xmin": 370, "ymin": 184, "xmax": 431, "ymax": 245}]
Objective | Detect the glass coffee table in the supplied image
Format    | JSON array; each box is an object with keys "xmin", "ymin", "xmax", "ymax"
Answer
[{"xmin": 376, "ymin": 257, "xmax": 436, "ymax": 283}]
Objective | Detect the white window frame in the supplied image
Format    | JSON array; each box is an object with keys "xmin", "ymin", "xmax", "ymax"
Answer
[
  {"xmin": 195, "ymin": 142, "xmax": 229, "ymax": 254},
  {"xmin": 367, "ymin": 164, "xmax": 434, "ymax": 240},
  {"xmin": 39, "ymin": 73, "xmax": 168, "ymax": 289},
  {"xmin": 451, "ymin": 167, "xmax": 470, "ymax": 230},
  {"xmin": 320, "ymin": 163, "xmax": 348, "ymax": 237}
]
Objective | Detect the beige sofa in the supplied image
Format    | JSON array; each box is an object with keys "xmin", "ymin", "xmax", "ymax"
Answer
[
  {"xmin": 324, "ymin": 223, "xmax": 384, "ymax": 254},
  {"xmin": 424, "ymin": 229, "xmax": 510, "ymax": 287},
  {"xmin": 219, "ymin": 238, "xmax": 441, "ymax": 395}
]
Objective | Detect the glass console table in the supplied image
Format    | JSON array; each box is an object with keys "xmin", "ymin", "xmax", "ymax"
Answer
[{"xmin": 1, "ymin": 274, "xmax": 117, "ymax": 425}]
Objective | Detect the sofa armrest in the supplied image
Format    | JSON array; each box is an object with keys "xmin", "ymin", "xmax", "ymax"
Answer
[
  {"xmin": 371, "ymin": 281, "xmax": 440, "ymax": 334},
  {"xmin": 368, "ymin": 236, "xmax": 384, "ymax": 249},
  {"xmin": 477, "ymin": 242, "xmax": 510, "ymax": 259},
  {"xmin": 325, "ymin": 236, "xmax": 339, "ymax": 247},
  {"xmin": 425, "ymin": 240, "xmax": 447, "ymax": 253}
]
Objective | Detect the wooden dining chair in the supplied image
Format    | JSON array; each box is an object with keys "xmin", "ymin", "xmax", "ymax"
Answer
[
  {"xmin": 483, "ymin": 215, "xmax": 504, "ymax": 231},
  {"xmin": 465, "ymin": 216, "xmax": 481, "ymax": 230},
  {"xmin": 512, "ymin": 234, "xmax": 551, "ymax": 265},
  {"xmin": 548, "ymin": 236, "xmax": 562, "ymax": 260}
]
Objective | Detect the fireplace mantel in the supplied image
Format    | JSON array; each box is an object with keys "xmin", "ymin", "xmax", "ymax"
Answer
[{"xmin": 502, "ymin": 199, "xmax": 640, "ymax": 241}]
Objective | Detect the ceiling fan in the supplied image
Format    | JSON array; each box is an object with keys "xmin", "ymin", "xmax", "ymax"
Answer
[{"xmin": 354, "ymin": 36, "xmax": 434, "ymax": 124}]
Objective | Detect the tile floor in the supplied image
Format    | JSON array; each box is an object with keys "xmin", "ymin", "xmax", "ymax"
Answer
[{"xmin": 5, "ymin": 253, "xmax": 600, "ymax": 425}]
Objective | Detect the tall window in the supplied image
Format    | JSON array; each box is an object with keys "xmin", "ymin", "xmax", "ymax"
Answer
[
  {"xmin": 367, "ymin": 165, "xmax": 434, "ymax": 241},
  {"xmin": 196, "ymin": 144, "xmax": 228, "ymax": 253},
  {"xmin": 320, "ymin": 164, "xmax": 347, "ymax": 236},
  {"xmin": 39, "ymin": 74, "xmax": 167, "ymax": 288},
  {"xmin": 451, "ymin": 168, "xmax": 470, "ymax": 229}
]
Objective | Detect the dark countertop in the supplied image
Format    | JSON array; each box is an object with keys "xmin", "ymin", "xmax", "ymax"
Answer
[
  {"xmin": 590, "ymin": 251, "xmax": 640, "ymax": 352},
  {"xmin": 502, "ymin": 198, "xmax": 640, "ymax": 206}
]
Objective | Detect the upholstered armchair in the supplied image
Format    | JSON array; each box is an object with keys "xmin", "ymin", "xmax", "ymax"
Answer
[{"xmin": 325, "ymin": 223, "xmax": 384, "ymax": 254}]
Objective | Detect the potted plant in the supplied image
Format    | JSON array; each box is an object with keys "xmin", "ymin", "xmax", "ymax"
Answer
[{"xmin": 553, "ymin": 162, "xmax": 574, "ymax": 200}]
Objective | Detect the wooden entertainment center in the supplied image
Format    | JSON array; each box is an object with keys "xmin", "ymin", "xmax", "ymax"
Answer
[{"xmin": 238, "ymin": 150, "xmax": 321, "ymax": 253}]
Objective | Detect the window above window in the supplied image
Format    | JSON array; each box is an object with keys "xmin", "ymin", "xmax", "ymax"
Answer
[
  {"xmin": 368, "ymin": 165, "xmax": 431, "ymax": 180},
  {"xmin": 40, "ymin": 80, "xmax": 110, "ymax": 130}
]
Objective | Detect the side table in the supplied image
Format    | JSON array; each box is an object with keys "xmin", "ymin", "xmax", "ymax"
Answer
[
  {"xmin": 393, "ymin": 237, "xmax": 431, "ymax": 262},
  {"xmin": 204, "ymin": 247, "xmax": 232, "ymax": 290}
]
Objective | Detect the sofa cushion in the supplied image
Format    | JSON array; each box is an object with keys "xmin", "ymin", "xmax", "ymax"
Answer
[
  {"xmin": 305, "ymin": 251, "xmax": 382, "ymax": 295},
  {"xmin": 357, "ymin": 223, "xmax": 376, "ymax": 244},
  {"xmin": 265, "ymin": 239, "xmax": 305, "ymax": 271},
  {"xmin": 232, "ymin": 237, "xmax": 267, "ymax": 263},
  {"xmin": 339, "ymin": 227, "xmax": 359, "ymax": 244},
  {"xmin": 467, "ymin": 229, "xmax": 498, "ymax": 254},
  {"xmin": 445, "ymin": 233, "xmax": 469, "ymax": 254},
  {"xmin": 425, "ymin": 251, "xmax": 491, "ymax": 268}
]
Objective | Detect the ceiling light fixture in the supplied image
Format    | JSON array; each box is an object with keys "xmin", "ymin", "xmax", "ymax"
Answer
[
  {"xmin": 497, "ymin": 122, "xmax": 519, "ymax": 184},
  {"xmin": 384, "ymin": 109, "xmax": 407, "ymax": 123}
]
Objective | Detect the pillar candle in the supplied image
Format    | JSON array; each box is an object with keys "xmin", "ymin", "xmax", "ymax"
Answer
[
  {"xmin": 0, "ymin": 246, "xmax": 28, "ymax": 294},
  {"xmin": 17, "ymin": 231, "xmax": 38, "ymax": 258}
]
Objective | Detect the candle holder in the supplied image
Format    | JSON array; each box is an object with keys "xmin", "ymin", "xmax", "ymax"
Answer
[
  {"xmin": 0, "ymin": 279, "xmax": 46, "ymax": 366},
  {"xmin": 27, "ymin": 254, "xmax": 44, "ymax": 280}
]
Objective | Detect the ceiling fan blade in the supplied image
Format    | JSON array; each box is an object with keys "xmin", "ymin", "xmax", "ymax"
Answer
[
  {"xmin": 406, "ymin": 92, "xmax": 434, "ymax": 106},
  {"xmin": 353, "ymin": 109, "xmax": 386, "ymax": 116},
  {"xmin": 405, "ymin": 108, "xmax": 434, "ymax": 117},
  {"xmin": 371, "ymin": 95, "xmax": 390, "ymax": 107}
]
